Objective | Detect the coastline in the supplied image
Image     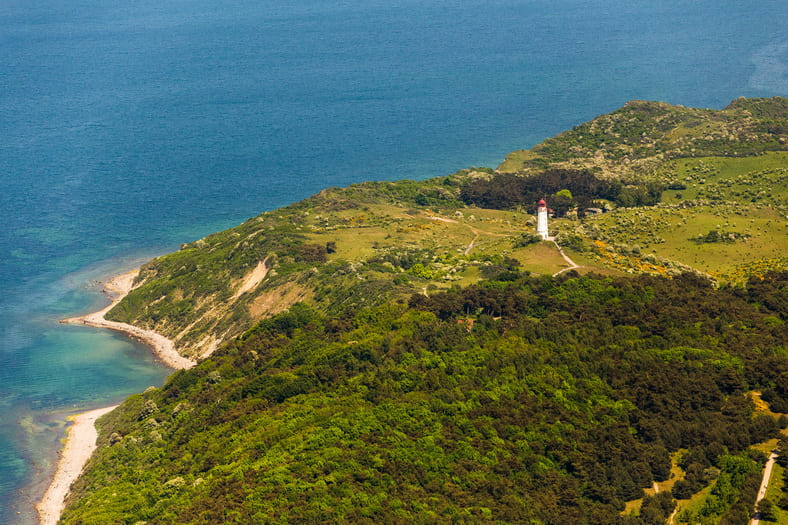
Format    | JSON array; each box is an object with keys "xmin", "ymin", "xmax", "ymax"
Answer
[
  {"xmin": 37, "ymin": 269, "xmax": 196, "ymax": 524},
  {"xmin": 60, "ymin": 269, "xmax": 197, "ymax": 370},
  {"xmin": 35, "ymin": 406, "xmax": 118, "ymax": 525}
]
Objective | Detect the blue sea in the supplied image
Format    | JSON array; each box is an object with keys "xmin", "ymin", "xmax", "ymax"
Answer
[{"xmin": 1, "ymin": 0, "xmax": 785, "ymax": 521}]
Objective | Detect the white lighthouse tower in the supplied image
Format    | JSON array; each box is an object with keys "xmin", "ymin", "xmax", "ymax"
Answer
[{"xmin": 536, "ymin": 199, "xmax": 549, "ymax": 240}]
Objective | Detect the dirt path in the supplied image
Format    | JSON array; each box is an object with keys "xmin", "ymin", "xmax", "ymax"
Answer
[
  {"xmin": 668, "ymin": 504, "xmax": 679, "ymax": 524},
  {"xmin": 461, "ymin": 223, "xmax": 510, "ymax": 255},
  {"xmin": 550, "ymin": 240, "xmax": 580, "ymax": 276},
  {"xmin": 464, "ymin": 236, "xmax": 479, "ymax": 255},
  {"xmin": 427, "ymin": 216, "xmax": 458, "ymax": 224},
  {"xmin": 750, "ymin": 451, "xmax": 778, "ymax": 525}
]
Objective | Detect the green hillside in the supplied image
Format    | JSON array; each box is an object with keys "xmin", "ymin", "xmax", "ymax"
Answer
[
  {"xmin": 105, "ymin": 98, "xmax": 787, "ymax": 359},
  {"xmin": 498, "ymin": 97, "xmax": 788, "ymax": 174},
  {"xmin": 64, "ymin": 272, "xmax": 786, "ymax": 524},
  {"xmin": 62, "ymin": 98, "xmax": 788, "ymax": 523}
]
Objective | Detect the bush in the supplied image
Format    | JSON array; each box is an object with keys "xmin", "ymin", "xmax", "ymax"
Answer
[
  {"xmin": 138, "ymin": 400, "xmax": 159, "ymax": 420},
  {"xmin": 298, "ymin": 243, "xmax": 327, "ymax": 263},
  {"xmin": 671, "ymin": 480, "xmax": 694, "ymax": 500},
  {"xmin": 514, "ymin": 232, "xmax": 543, "ymax": 247}
]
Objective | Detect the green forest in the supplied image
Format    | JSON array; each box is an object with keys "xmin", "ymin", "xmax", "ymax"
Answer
[
  {"xmin": 63, "ymin": 271, "xmax": 786, "ymax": 524},
  {"xmin": 61, "ymin": 97, "xmax": 787, "ymax": 523}
]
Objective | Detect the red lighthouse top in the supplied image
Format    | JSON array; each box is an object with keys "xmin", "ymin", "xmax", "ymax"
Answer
[{"xmin": 538, "ymin": 199, "xmax": 546, "ymax": 207}]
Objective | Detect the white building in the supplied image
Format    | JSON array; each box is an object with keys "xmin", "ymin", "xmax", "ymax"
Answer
[{"xmin": 536, "ymin": 199, "xmax": 549, "ymax": 240}]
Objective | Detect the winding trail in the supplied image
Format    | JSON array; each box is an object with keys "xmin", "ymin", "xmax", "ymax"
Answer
[
  {"xmin": 427, "ymin": 216, "xmax": 458, "ymax": 224},
  {"xmin": 550, "ymin": 239, "xmax": 580, "ymax": 276},
  {"xmin": 425, "ymin": 214, "xmax": 511, "ymax": 257},
  {"xmin": 464, "ymin": 236, "xmax": 479, "ymax": 255},
  {"xmin": 461, "ymin": 224, "xmax": 509, "ymax": 255},
  {"xmin": 668, "ymin": 503, "xmax": 679, "ymax": 524}
]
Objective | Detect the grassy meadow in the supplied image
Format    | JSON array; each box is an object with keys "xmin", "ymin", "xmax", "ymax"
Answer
[{"xmin": 567, "ymin": 154, "xmax": 787, "ymax": 282}]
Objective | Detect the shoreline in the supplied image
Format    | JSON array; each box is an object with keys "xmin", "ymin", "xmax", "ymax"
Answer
[
  {"xmin": 38, "ymin": 268, "xmax": 197, "ymax": 524},
  {"xmin": 35, "ymin": 406, "xmax": 118, "ymax": 525},
  {"xmin": 60, "ymin": 269, "xmax": 197, "ymax": 370}
]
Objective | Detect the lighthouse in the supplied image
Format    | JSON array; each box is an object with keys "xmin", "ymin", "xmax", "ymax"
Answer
[{"xmin": 536, "ymin": 199, "xmax": 549, "ymax": 240}]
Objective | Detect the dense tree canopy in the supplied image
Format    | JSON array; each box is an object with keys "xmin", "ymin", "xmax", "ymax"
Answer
[
  {"xmin": 459, "ymin": 169, "xmax": 663, "ymax": 215},
  {"xmin": 63, "ymin": 271, "xmax": 787, "ymax": 524}
]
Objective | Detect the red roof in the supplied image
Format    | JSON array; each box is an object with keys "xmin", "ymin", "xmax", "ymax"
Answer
[{"xmin": 538, "ymin": 199, "xmax": 546, "ymax": 207}]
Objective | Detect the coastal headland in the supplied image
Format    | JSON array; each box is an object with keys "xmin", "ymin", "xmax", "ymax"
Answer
[
  {"xmin": 50, "ymin": 98, "xmax": 788, "ymax": 523},
  {"xmin": 60, "ymin": 270, "xmax": 196, "ymax": 370}
]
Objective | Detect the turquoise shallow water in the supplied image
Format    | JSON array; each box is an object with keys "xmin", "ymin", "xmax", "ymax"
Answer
[{"xmin": 1, "ymin": 0, "xmax": 786, "ymax": 522}]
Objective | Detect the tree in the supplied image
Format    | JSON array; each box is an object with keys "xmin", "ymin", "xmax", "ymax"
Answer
[
  {"xmin": 776, "ymin": 438, "xmax": 788, "ymax": 468},
  {"xmin": 757, "ymin": 498, "xmax": 776, "ymax": 521},
  {"xmin": 551, "ymin": 191, "xmax": 574, "ymax": 217},
  {"xmin": 671, "ymin": 480, "xmax": 694, "ymax": 500}
]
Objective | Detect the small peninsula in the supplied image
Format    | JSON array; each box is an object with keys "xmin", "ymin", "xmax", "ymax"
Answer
[
  {"xmin": 60, "ymin": 270, "xmax": 196, "ymax": 370},
  {"xmin": 53, "ymin": 97, "xmax": 787, "ymax": 524}
]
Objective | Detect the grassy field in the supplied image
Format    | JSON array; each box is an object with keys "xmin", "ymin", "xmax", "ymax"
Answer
[
  {"xmin": 304, "ymin": 203, "xmax": 608, "ymax": 278},
  {"xmin": 268, "ymin": 150, "xmax": 787, "ymax": 295},
  {"xmin": 494, "ymin": 152, "xmax": 788, "ymax": 282},
  {"xmin": 570, "ymin": 153, "xmax": 787, "ymax": 282},
  {"xmin": 497, "ymin": 149, "xmax": 541, "ymax": 172},
  {"xmin": 304, "ymin": 160, "xmax": 786, "ymax": 285},
  {"xmin": 510, "ymin": 242, "xmax": 572, "ymax": 276},
  {"xmin": 584, "ymin": 203, "xmax": 786, "ymax": 279},
  {"xmin": 660, "ymin": 152, "xmax": 788, "ymax": 209}
]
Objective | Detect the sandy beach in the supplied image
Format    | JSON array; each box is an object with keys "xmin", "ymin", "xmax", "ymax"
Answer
[
  {"xmin": 37, "ymin": 268, "xmax": 197, "ymax": 524},
  {"xmin": 60, "ymin": 269, "xmax": 196, "ymax": 370},
  {"xmin": 36, "ymin": 405, "xmax": 118, "ymax": 525}
]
